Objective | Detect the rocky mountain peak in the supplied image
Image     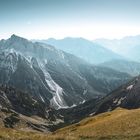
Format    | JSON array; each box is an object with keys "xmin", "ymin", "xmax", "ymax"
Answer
[
  {"xmin": 8, "ymin": 34, "xmax": 29, "ymax": 46},
  {"xmin": 10, "ymin": 34, "xmax": 24, "ymax": 41}
]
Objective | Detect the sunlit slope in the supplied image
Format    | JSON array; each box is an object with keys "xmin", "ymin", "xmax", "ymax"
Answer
[
  {"xmin": 0, "ymin": 108, "xmax": 140, "ymax": 140},
  {"xmin": 54, "ymin": 108, "xmax": 140, "ymax": 140}
]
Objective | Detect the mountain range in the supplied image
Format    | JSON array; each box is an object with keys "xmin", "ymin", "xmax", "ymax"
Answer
[
  {"xmin": 34, "ymin": 37, "xmax": 140, "ymax": 76},
  {"xmin": 0, "ymin": 35, "xmax": 140, "ymax": 139},
  {"xmin": 33, "ymin": 37, "xmax": 123, "ymax": 64},
  {"xmin": 95, "ymin": 35, "xmax": 140, "ymax": 62},
  {"xmin": 99, "ymin": 59, "xmax": 140, "ymax": 76},
  {"xmin": 0, "ymin": 35, "xmax": 130, "ymax": 110}
]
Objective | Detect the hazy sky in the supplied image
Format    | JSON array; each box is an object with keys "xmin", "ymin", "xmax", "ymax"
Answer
[{"xmin": 1, "ymin": 0, "xmax": 140, "ymax": 40}]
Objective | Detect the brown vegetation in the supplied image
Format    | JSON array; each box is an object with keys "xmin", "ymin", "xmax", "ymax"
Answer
[{"xmin": 0, "ymin": 108, "xmax": 140, "ymax": 140}]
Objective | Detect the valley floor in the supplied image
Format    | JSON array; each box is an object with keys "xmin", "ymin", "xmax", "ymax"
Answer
[{"xmin": 0, "ymin": 108, "xmax": 140, "ymax": 140}]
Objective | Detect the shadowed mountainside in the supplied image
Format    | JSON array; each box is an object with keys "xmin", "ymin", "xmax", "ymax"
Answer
[{"xmin": 0, "ymin": 35, "xmax": 130, "ymax": 109}]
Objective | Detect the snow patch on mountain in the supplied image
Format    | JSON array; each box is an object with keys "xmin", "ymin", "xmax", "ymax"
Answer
[
  {"xmin": 39, "ymin": 94, "xmax": 45, "ymax": 103},
  {"xmin": 113, "ymin": 97, "xmax": 126, "ymax": 106},
  {"xmin": 0, "ymin": 50, "xmax": 18, "ymax": 73},
  {"xmin": 39, "ymin": 61, "xmax": 68, "ymax": 109},
  {"xmin": 1, "ymin": 47, "xmax": 68, "ymax": 109},
  {"xmin": 83, "ymin": 89, "xmax": 87, "ymax": 95},
  {"xmin": 126, "ymin": 85, "xmax": 134, "ymax": 91}
]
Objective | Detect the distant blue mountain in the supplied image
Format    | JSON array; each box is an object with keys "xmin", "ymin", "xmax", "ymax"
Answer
[
  {"xmin": 100, "ymin": 59, "xmax": 140, "ymax": 76},
  {"xmin": 95, "ymin": 35, "xmax": 140, "ymax": 62},
  {"xmin": 34, "ymin": 37, "xmax": 123, "ymax": 64}
]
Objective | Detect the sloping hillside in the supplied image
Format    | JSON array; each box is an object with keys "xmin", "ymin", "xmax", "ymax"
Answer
[
  {"xmin": 54, "ymin": 108, "xmax": 140, "ymax": 140},
  {"xmin": 0, "ymin": 108, "xmax": 140, "ymax": 140},
  {"xmin": 59, "ymin": 74, "xmax": 140, "ymax": 125},
  {"xmin": 0, "ymin": 85, "xmax": 64, "ymax": 133},
  {"xmin": 94, "ymin": 75, "xmax": 140, "ymax": 115}
]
